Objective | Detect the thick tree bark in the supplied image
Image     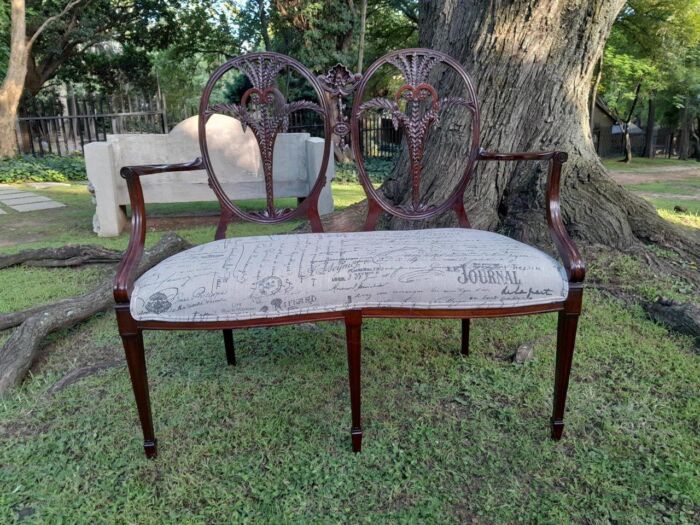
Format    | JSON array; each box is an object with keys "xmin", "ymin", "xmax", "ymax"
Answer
[
  {"xmin": 590, "ymin": 55, "xmax": 602, "ymax": 133},
  {"xmin": 0, "ymin": 0, "xmax": 28, "ymax": 158},
  {"xmin": 0, "ymin": 0, "xmax": 85, "ymax": 157},
  {"xmin": 643, "ymin": 96, "xmax": 656, "ymax": 159},
  {"xmin": 0, "ymin": 245, "xmax": 121, "ymax": 269},
  {"xmin": 643, "ymin": 299, "xmax": 700, "ymax": 347},
  {"xmin": 382, "ymin": 0, "xmax": 698, "ymax": 261}
]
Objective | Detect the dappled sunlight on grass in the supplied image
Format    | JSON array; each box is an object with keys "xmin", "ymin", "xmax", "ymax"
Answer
[
  {"xmin": 657, "ymin": 207, "xmax": 700, "ymax": 229},
  {"xmin": 331, "ymin": 181, "xmax": 368, "ymax": 208}
]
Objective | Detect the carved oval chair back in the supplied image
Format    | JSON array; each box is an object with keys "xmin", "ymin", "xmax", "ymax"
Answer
[
  {"xmin": 198, "ymin": 52, "xmax": 334, "ymax": 235},
  {"xmin": 351, "ymin": 48, "xmax": 481, "ymax": 230}
]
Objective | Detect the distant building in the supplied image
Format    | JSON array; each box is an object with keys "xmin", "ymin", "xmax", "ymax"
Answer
[{"xmin": 592, "ymin": 97, "xmax": 646, "ymax": 158}]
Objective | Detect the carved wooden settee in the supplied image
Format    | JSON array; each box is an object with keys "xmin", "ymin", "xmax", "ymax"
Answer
[{"xmin": 114, "ymin": 49, "xmax": 585, "ymax": 458}]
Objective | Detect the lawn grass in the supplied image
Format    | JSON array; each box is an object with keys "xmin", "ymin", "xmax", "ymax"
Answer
[
  {"xmin": 0, "ymin": 292, "xmax": 697, "ymax": 524},
  {"xmin": 625, "ymin": 177, "xmax": 700, "ymax": 196},
  {"xmin": 602, "ymin": 157, "xmax": 698, "ymax": 172},
  {"xmin": 0, "ymin": 179, "xmax": 699, "ymax": 523},
  {"xmin": 656, "ymin": 206, "xmax": 700, "ymax": 229}
]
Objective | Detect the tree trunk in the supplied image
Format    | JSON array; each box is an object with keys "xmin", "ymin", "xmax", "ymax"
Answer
[
  {"xmin": 589, "ymin": 55, "xmax": 602, "ymax": 132},
  {"xmin": 357, "ymin": 0, "xmax": 368, "ymax": 73},
  {"xmin": 622, "ymin": 125, "xmax": 633, "ymax": 163},
  {"xmin": 643, "ymin": 96, "xmax": 656, "ymax": 158},
  {"xmin": 679, "ymin": 102, "xmax": 690, "ymax": 161},
  {"xmin": 383, "ymin": 0, "xmax": 697, "ymax": 260},
  {"xmin": 258, "ymin": 0, "xmax": 271, "ymax": 50},
  {"xmin": 0, "ymin": 0, "xmax": 28, "ymax": 158}
]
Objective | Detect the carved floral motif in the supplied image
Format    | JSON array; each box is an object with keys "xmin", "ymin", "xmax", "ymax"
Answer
[
  {"xmin": 354, "ymin": 50, "xmax": 478, "ymax": 211},
  {"xmin": 318, "ymin": 64, "xmax": 362, "ymax": 148},
  {"xmin": 205, "ymin": 55, "xmax": 324, "ymax": 217}
]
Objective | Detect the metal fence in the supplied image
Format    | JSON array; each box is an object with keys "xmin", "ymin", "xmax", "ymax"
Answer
[
  {"xmin": 287, "ymin": 111, "xmax": 402, "ymax": 159},
  {"xmin": 15, "ymin": 94, "xmax": 166, "ymax": 156},
  {"xmin": 16, "ymin": 95, "xmax": 403, "ymax": 159}
]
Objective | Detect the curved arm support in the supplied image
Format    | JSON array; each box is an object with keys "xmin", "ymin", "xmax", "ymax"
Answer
[
  {"xmin": 477, "ymin": 149, "xmax": 585, "ymax": 283},
  {"xmin": 113, "ymin": 158, "xmax": 204, "ymax": 304}
]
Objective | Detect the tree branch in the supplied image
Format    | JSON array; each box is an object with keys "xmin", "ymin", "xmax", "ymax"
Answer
[{"xmin": 27, "ymin": 0, "xmax": 88, "ymax": 47}]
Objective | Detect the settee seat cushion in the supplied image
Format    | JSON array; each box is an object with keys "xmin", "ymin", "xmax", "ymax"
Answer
[{"xmin": 130, "ymin": 228, "xmax": 569, "ymax": 322}]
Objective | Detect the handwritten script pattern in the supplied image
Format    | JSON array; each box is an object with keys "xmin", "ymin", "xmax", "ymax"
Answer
[{"xmin": 130, "ymin": 229, "xmax": 568, "ymax": 322}]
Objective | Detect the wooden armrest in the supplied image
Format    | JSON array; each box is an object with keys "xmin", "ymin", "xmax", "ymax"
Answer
[
  {"xmin": 114, "ymin": 159, "xmax": 204, "ymax": 304},
  {"xmin": 477, "ymin": 149, "xmax": 585, "ymax": 283}
]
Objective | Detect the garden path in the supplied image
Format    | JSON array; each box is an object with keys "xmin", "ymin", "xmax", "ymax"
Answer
[{"xmin": 0, "ymin": 184, "xmax": 65, "ymax": 213}]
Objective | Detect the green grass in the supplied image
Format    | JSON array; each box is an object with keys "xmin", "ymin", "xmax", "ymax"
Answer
[
  {"xmin": 626, "ymin": 177, "xmax": 700, "ymax": 195},
  {"xmin": 0, "ymin": 180, "xmax": 699, "ymax": 523},
  {"xmin": 0, "ymin": 293, "xmax": 697, "ymax": 524},
  {"xmin": 0, "ymin": 181, "xmax": 366, "ymax": 252},
  {"xmin": 602, "ymin": 157, "xmax": 698, "ymax": 172}
]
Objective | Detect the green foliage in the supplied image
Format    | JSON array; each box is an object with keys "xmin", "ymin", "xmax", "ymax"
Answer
[
  {"xmin": 0, "ymin": 155, "xmax": 86, "ymax": 184},
  {"xmin": 601, "ymin": 0, "xmax": 700, "ymax": 127},
  {"xmin": 335, "ymin": 158, "xmax": 395, "ymax": 183}
]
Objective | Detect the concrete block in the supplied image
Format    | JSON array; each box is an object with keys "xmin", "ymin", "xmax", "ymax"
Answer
[
  {"xmin": 0, "ymin": 195, "xmax": 52, "ymax": 205},
  {"xmin": 86, "ymin": 114, "xmax": 335, "ymax": 236},
  {"xmin": 0, "ymin": 191, "xmax": 28, "ymax": 198},
  {"xmin": 8, "ymin": 201, "xmax": 65, "ymax": 212}
]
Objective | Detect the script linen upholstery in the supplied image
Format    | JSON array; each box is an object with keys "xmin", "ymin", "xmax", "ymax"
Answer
[{"xmin": 131, "ymin": 228, "xmax": 568, "ymax": 322}]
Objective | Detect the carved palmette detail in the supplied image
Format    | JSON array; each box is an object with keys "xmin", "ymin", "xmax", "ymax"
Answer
[
  {"xmin": 359, "ymin": 92, "xmax": 475, "ymax": 211},
  {"xmin": 205, "ymin": 55, "xmax": 325, "ymax": 217},
  {"xmin": 386, "ymin": 51, "xmax": 442, "ymax": 87},
  {"xmin": 355, "ymin": 49, "xmax": 480, "ymax": 212}
]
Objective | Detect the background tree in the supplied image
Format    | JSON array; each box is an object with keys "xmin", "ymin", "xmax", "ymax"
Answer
[
  {"xmin": 599, "ymin": 50, "xmax": 655, "ymax": 163},
  {"xmin": 600, "ymin": 0, "xmax": 700, "ymax": 160},
  {"xmin": 0, "ymin": 0, "xmax": 85, "ymax": 158},
  {"xmin": 379, "ymin": 0, "xmax": 697, "ymax": 266}
]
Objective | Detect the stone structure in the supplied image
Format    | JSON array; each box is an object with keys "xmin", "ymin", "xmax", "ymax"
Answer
[{"xmin": 85, "ymin": 114, "xmax": 335, "ymax": 237}]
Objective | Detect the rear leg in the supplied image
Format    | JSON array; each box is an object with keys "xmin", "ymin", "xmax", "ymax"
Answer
[{"xmin": 223, "ymin": 329, "xmax": 236, "ymax": 366}]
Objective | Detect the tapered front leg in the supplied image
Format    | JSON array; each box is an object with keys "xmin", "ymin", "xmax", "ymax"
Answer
[
  {"xmin": 223, "ymin": 329, "xmax": 236, "ymax": 366},
  {"xmin": 551, "ymin": 287, "xmax": 583, "ymax": 440},
  {"xmin": 121, "ymin": 330, "xmax": 157, "ymax": 458},
  {"xmin": 345, "ymin": 311, "xmax": 363, "ymax": 452},
  {"xmin": 461, "ymin": 318, "xmax": 470, "ymax": 356}
]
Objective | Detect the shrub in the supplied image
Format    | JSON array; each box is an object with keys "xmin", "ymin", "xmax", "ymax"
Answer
[
  {"xmin": 335, "ymin": 157, "xmax": 395, "ymax": 184},
  {"xmin": 0, "ymin": 155, "xmax": 86, "ymax": 184}
]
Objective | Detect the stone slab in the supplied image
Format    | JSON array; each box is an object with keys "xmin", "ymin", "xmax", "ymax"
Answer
[
  {"xmin": 0, "ymin": 190, "xmax": 28, "ymax": 197},
  {"xmin": 0, "ymin": 195, "xmax": 52, "ymax": 205},
  {"xmin": 26, "ymin": 182, "xmax": 72, "ymax": 189},
  {"xmin": 7, "ymin": 201, "xmax": 65, "ymax": 212}
]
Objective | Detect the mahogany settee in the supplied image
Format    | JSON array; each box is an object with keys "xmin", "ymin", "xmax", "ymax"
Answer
[{"xmin": 114, "ymin": 49, "xmax": 585, "ymax": 458}]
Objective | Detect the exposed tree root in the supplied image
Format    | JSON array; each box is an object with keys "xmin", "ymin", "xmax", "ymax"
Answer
[
  {"xmin": 44, "ymin": 360, "xmax": 123, "ymax": 398},
  {"xmin": 0, "ymin": 245, "xmax": 122, "ymax": 269},
  {"xmin": 643, "ymin": 299, "xmax": 700, "ymax": 348},
  {"xmin": 0, "ymin": 233, "xmax": 191, "ymax": 396}
]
